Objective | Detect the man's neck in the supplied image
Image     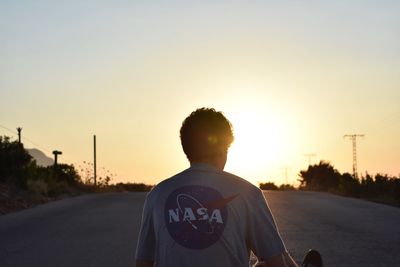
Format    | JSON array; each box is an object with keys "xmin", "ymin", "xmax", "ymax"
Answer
[{"xmin": 190, "ymin": 159, "xmax": 225, "ymax": 171}]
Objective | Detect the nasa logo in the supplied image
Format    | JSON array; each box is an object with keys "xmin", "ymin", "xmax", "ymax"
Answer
[{"xmin": 164, "ymin": 185, "xmax": 238, "ymax": 249}]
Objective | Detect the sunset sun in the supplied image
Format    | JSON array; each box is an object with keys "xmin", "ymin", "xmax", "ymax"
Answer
[{"xmin": 225, "ymin": 109, "xmax": 290, "ymax": 184}]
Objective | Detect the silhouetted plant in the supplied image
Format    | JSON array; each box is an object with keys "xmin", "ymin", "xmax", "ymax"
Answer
[
  {"xmin": 279, "ymin": 184, "xmax": 296, "ymax": 190},
  {"xmin": 259, "ymin": 182, "xmax": 296, "ymax": 191},
  {"xmin": 0, "ymin": 136, "xmax": 32, "ymax": 187},
  {"xmin": 114, "ymin": 182, "xmax": 153, "ymax": 192},
  {"xmin": 54, "ymin": 164, "xmax": 80, "ymax": 185},
  {"xmin": 0, "ymin": 135, "xmax": 82, "ymax": 196},
  {"xmin": 298, "ymin": 161, "xmax": 341, "ymax": 191},
  {"xmin": 338, "ymin": 172, "xmax": 360, "ymax": 196},
  {"xmin": 299, "ymin": 160, "xmax": 400, "ymax": 206},
  {"xmin": 77, "ymin": 161, "xmax": 115, "ymax": 187},
  {"xmin": 259, "ymin": 182, "xmax": 279, "ymax": 190}
]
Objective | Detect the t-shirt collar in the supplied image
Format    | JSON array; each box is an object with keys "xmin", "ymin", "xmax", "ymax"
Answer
[{"xmin": 188, "ymin": 162, "xmax": 217, "ymax": 171}]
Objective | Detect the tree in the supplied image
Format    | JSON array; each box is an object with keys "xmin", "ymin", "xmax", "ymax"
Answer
[
  {"xmin": 54, "ymin": 164, "xmax": 81, "ymax": 185},
  {"xmin": 0, "ymin": 136, "xmax": 32, "ymax": 187},
  {"xmin": 298, "ymin": 161, "xmax": 341, "ymax": 191},
  {"xmin": 338, "ymin": 172, "xmax": 360, "ymax": 196}
]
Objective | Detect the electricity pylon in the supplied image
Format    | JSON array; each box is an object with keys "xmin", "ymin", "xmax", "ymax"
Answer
[
  {"xmin": 344, "ymin": 134, "xmax": 364, "ymax": 179},
  {"xmin": 304, "ymin": 153, "xmax": 316, "ymax": 166},
  {"xmin": 281, "ymin": 167, "xmax": 290, "ymax": 185}
]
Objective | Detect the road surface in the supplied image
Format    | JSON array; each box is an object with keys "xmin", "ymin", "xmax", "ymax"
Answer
[{"xmin": 0, "ymin": 191, "xmax": 399, "ymax": 266}]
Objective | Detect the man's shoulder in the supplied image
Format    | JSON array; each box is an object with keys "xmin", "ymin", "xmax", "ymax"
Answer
[
  {"xmin": 220, "ymin": 170, "xmax": 261, "ymax": 192},
  {"xmin": 148, "ymin": 167, "xmax": 261, "ymax": 201},
  {"xmin": 145, "ymin": 169, "xmax": 188, "ymax": 199}
]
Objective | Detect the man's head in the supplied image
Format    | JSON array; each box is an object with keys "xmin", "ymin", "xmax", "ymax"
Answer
[{"xmin": 180, "ymin": 108, "xmax": 234, "ymax": 169}]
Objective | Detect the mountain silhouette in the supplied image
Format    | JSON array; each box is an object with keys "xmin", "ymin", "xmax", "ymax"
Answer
[{"xmin": 26, "ymin": 148, "xmax": 53, "ymax": 167}]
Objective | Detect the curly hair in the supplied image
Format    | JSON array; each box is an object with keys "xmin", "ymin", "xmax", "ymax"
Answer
[{"xmin": 180, "ymin": 108, "xmax": 234, "ymax": 162}]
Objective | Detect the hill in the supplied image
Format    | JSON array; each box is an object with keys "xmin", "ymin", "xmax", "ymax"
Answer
[{"xmin": 26, "ymin": 148, "xmax": 53, "ymax": 167}]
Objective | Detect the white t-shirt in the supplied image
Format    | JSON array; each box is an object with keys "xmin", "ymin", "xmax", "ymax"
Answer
[{"xmin": 135, "ymin": 163, "xmax": 286, "ymax": 267}]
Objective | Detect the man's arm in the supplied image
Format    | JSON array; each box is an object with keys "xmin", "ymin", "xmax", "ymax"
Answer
[
  {"xmin": 135, "ymin": 193, "xmax": 156, "ymax": 267},
  {"xmin": 283, "ymin": 251, "xmax": 299, "ymax": 267},
  {"xmin": 247, "ymin": 188, "xmax": 299, "ymax": 267},
  {"xmin": 135, "ymin": 259, "xmax": 154, "ymax": 267}
]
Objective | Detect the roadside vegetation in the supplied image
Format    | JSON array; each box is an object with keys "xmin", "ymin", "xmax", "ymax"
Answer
[
  {"xmin": 0, "ymin": 135, "xmax": 153, "ymax": 214},
  {"xmin": 298, "ymin": 161, "xmax": 400, "ymax": 207},
  {"xmin": 259, "ymin": 182, "xmax": 296, "ymax": 191},
  {"xmin": 259, "ymin": 161, "xmax": 400, "ymax": 207},
  {"xmin": 3, "ymin": 133, "xmax": 399, "ymax": 213},
  {"xmin": 260, "ymin": 161, "xmax": 400, "ymax": 207}
]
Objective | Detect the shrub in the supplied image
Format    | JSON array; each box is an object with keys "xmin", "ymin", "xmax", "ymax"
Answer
[
  {"xmin": 114, "ymin": 182, "xmax": 153, "ymax": 192},
  {"xmin": 279, "ymin": 184, "xmax": 296, "ymax": 190},
  {"xmin": 259, "ymin": 182, "xmax": 279, "ymax": 190},
  {"xmin": 27, "ymin": 179, "xmax": 48, "ymax": 196},
  {"xmin": 0, "ymin": 136, "xmax": 32, "ymax": 187}
]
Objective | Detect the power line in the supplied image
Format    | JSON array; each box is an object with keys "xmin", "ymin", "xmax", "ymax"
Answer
[
  {"xmin": 0, "ymin": 124, "xmax": 17, "ymax": 135},
  {"xmin": 0, "ymin": 123, "xmax": 53, "ymax": 155},
  {"xmin": 344, "ymin": 134, "xmax": 365, "ymax": 179},
  {"xmin": 1, "ymin": 123, "xmax": 79, "ymax": 166}
]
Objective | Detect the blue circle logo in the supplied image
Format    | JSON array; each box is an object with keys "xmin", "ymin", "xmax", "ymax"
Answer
[{"xmin": 164, "ymin": 185, "xmax": 237, "ymax": 249}]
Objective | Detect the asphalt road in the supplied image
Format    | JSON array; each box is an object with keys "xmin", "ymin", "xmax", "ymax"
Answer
[
  {"xmin": 266, "ymin": 191, "xmax": 400, "ymax": 266},
  {"xmin": 0, "ymin": 191, "xmax": 399, "ymax": 267}
]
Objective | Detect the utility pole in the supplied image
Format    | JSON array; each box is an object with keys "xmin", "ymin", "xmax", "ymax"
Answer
[
  {"xmin": 52, "ymin": 150, "xmax": 62, "ymax": 180},
  {"xmin": 344, "ymin": 134, "xmax": 365, "ymax": 179},
  {"xmin": 93, "ymin": 135, "xmax": 97, "ymax": 186},
  {"xmin": 17, "ymin": 127, "xmax": 22, "ymax": 143},
  {"xmin": 304, "ymin": 153, "xmax": 316, "ymax": 166},
  {"xmin": 282, "ymin": 167, "xmax": 290, "ymax": 185},
  {"xmin": 52, "ymin": 150, "xmax": 62, "ymax": 166}
]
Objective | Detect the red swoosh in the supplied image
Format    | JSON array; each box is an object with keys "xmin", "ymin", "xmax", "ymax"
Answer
[{"xmin": 204, "ymin": 194, "xmax": 239, "ymax": 209}]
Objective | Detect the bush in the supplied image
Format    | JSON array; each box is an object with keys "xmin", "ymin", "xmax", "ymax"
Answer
[
  {"xmin": 299, "ymin": 161, "xmax": 341, "ymax": 191},
  {"xmin": 338, "ymin": 172, "xmax": 360, "ymax": 196},
  {"xmin": 279, "ymin": 184, "xmax": 296, "ymax": 190},
  {"xmin": 299, "ymin": 161, "xmax": 400, "ymax": 206},
  {"xmin": 259, "ymin": 182, "xmax": 279, "ymax": 190},
  {"xmin": 54, "ymin": 164, "xmax": 80, "ymax": 185},
  {"xmin": 0, "ymin": 135, "xmax": 84, "ymax": 197},
  {"xmin": 114, "ymin": 182, "xmax": 153, "ymax": 192},
  {"xmin": 0, "ymin": 136, "xmax": 32, "ymax": 187},
  {"xmin": 27, "ymin": 179, "xmax": 48, "ymax": 196}
]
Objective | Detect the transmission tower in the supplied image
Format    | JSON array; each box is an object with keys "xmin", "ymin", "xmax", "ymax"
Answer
[
  {"xmin": 281, "ymin": 167, "xmax": 291, "ymax": 185},
  {"xmin": 304, "ymin": 153, "xmax": 316, "ymax": 166},
  {"xmin": 344, "ymin": 134, "xmax": 364, "ymax": 179}
]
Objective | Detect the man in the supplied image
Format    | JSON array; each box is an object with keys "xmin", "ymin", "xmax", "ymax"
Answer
[{"xmin": 135, "ymin": 108, "xmax": 299, "ymax": 267}]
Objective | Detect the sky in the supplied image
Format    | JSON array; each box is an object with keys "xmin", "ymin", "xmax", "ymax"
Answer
[{"xmin": 1, "ymin": 1, "xmax": 399, "ymax": 186}]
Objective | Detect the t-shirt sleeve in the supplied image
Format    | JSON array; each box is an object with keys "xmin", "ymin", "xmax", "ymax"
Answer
[
  {"xmin": 135, "ymin": 193, "xmax": 156, "ymax": 261},
  {"xmin": 246, "ymin": 188, "xmax": 286, "ymax": 261}
]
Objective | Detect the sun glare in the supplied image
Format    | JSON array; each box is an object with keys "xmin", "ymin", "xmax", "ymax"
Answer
[{"xmin": 225, "ymin": 109, "xmax": 289, "ymax": 184}]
